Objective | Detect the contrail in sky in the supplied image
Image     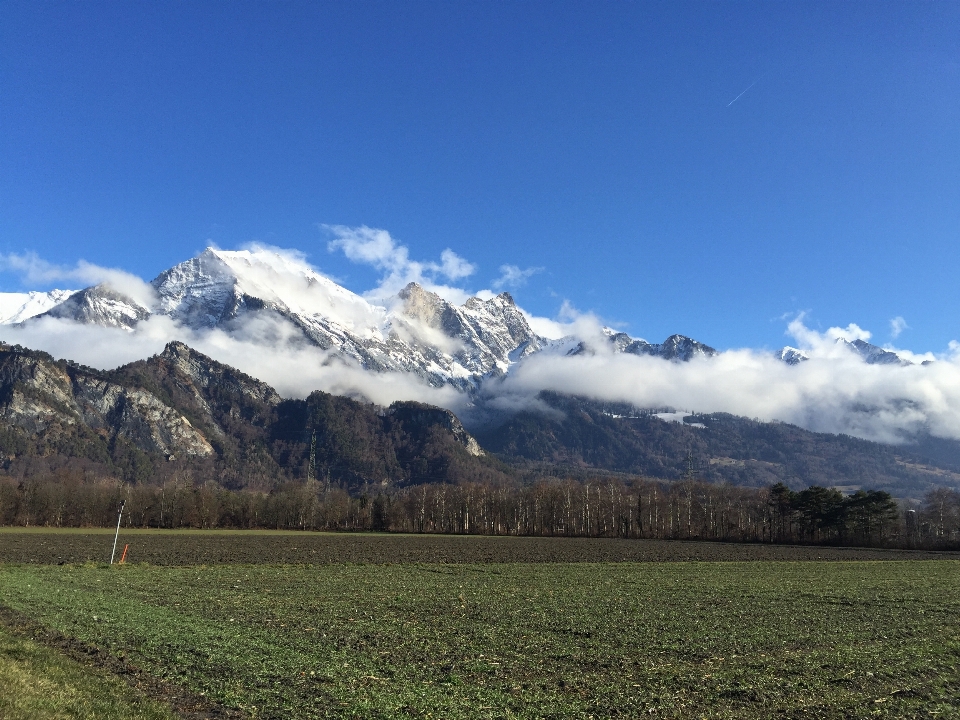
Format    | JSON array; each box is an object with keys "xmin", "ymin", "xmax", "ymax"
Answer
[
  {"xmin": 727, "ymin": 72, "xmax": 769, "ymax": 107},
  {"xmin": 727, "ymin": 80, "xmax": 758, "ymax": 107}
]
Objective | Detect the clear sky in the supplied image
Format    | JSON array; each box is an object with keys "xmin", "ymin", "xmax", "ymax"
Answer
[{"xmin": 2, "ymin": 1, "xmax": 958, "ymax": 353}]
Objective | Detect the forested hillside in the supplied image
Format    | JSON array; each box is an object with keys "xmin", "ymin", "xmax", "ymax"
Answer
[
  {"xmin": 0, "ymin": 342, "xmax": 509, "ymax": 491},
  {"xmin": 473, "ymin": 392, "xmax": 960, "ymax": 499}
]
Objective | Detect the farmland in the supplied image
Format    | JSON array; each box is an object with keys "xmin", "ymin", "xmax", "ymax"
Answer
[
  {"xmin": 1, "ymin": 532, "xmax": 959, "ymax": 719},
  {"xmin": 1, "ymin": 528, "xmax": 955, "ymax": 565}
]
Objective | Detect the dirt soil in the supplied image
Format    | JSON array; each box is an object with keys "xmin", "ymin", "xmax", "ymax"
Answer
[{"xmin": 2, "ymin": 531, "xmax": 958, "ymax": 565}]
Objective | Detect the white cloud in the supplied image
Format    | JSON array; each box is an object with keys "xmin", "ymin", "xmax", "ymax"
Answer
[
  {"xmin": 324, "ymin": 225, "xmax": 476, "ymax": 303},
  {"xmin": 521, "ymin": 300, "xmax": 609, "ymax": 342},
  {"xmin": 0, "ymin": 252, "xmax": 157, "ymax": 310},
  {"xmin": 890, "ymin": 316, "xmax": 909, "ymax": 339},
  {"xmin": 0, "ymin": 311, "xmax": 464, "ymax": 412},
  {"xmin": 439, "ymin": 249, "xmax": 475, "ymax": 281},
  {"xmin": 483, "ymin": 325, "xmax": 960, "ymax": 444},
  {"xmin": 784, "ymin": 316, "xmax": 876, "ymax": 359},
  {"xmin": 492, "ymin": 264, "xmax": 543, "ymax": 290}
]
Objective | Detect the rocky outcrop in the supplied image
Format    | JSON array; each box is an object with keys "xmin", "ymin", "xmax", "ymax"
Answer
[
  {"xmin": 571, "ymin": 332, "xmax": 718, "ymax": 362},
  {"xmin": 0, "ymin": 344, "xmax": 213, "ymax": 458},
  {"xmin": 388, "ymin": 401, "xmax": 484, "ymax": 456},
  {"xmin": 0, "ymin": 341, "xmax": 494, "ymax": 489}
]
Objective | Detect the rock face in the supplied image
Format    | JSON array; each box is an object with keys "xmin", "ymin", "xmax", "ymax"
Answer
[
  {"xmin": 844, "ymin": 339, "xmax": 910, "ymax": 366},
  {"xmin": 571, "ymin": 331, "xmax": 718, "ymax": 361},
  {"xmin": 0, "ymin": 344, "xmax": 214, "ymax": 458},
  {"xmin": 0, "ymin": 340, "xmax": 492, "ymax": 489},
  {"xmin": 388, "ymin": 401, "xmax": 484, "ymax": 456}
]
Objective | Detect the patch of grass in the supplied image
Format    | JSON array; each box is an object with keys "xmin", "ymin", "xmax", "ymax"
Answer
[
  {"xmin": 0, "ymin": 624, "xmax": 175, "ymax": 720},
  {"xmin": 1, "ymin": 561, "xmax": 959, "ymax": 718}
]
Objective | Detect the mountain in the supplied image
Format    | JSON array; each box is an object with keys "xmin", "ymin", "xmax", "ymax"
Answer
[
  {"xmin": 2, "ymin": 340, "xmax": 960, "ymax": 499},
  {"xmin": 776, "ymin": 339, "xmax": 911, "ymax": 366},
  {"xmin": 0, "ymin": 340, "xmax": 503, "ymax": 490},
  {"xmin": 594, "ymin": 330, "xmax": 717, "ymax": 361},
  {"xmin": 843, "ymin": 338, "xmax": 911, "ymax": 366},
  {"xmin": 778, "ymin": 346, "xmax": 808, "ymax": 365},
  {"xmin": 0, "ymin": 290, "xmax": 77, "ymax": 324},
  {"xmin": 11, "ymin": 247, "xmax": 717, "ymax": 391},
  {"xmin": 472, "ymin": 392, "xmax": 960, "ymax": 499},
  {"xmin": 40, "ymin": 285, "xmax": 151, "ymax": 330},
  {"xmin": 0, "ymin": 343, "xmax": 215, "ymax": 479}
]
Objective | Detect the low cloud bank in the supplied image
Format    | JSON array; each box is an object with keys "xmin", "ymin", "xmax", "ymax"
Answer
[
  {"xmin": 2, "ymin": 232, "xmax": 959, "ymax": 445},
  {"xmin": 4, "ymin": 308, "xmax": 959, "ymax": 445},
  {"xmin": 483, "ymin": 342, "xmax": 960, "ymax": 444},
  {"xmin": 0, "ymin": 313, "xmax": 464, "ymax": 411}
]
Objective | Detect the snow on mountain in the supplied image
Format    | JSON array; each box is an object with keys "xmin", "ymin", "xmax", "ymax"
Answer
[
  {"xmin": 775, "ymin": 340, "xmax": 912, "ymax": 366},
  {"xmin": 40, "ymin": 285, "xmax": 151, "ymax": 330},
  {"xmin": 18, "ymin": 246, "xmax": 722, "ymax": 390},
  {"xmin": 153, "ymin": 248, "xmax": 385, "ymax": 334},
  {"xmin": 843, "ymin": 338, "xmax": 911, "ymax": 366},
  {"xmin": 0, "ymin": 290, "xmax": 78, "ymax": 324},
  {"xmin": 777, "ymin": 346, "xmax": 809, "ymax": 365},
  {"xmin": 571, "ymin": 330, "xmax": 718, "ymax": 361}
]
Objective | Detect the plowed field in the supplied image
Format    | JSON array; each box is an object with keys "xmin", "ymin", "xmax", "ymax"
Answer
[{"xmin": 1, "ymin": 528, "xmax": 957, "ymax": 565}]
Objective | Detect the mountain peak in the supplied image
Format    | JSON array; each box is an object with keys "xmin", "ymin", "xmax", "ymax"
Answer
[
  {"xmin": 40, "ymin": 284, "xmax": 150, "ymax": 330},
  {"xmin": 840, "ymin": 338, "xmax": 911, "ymax": 366}
]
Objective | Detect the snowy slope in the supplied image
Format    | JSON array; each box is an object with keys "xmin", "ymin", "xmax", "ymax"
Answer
[
  {"xmin": 775, "ymin": 340, "xmax": 911, "ymax": 366},
  {"xmin": 0, "ymin": 290, "xmax": 78, "ymax": 324},
  {"xmin": 20, "ymin": 246, "xmax": 721, "ymax": 390},
  {"xmin": 42, "ymin": 285, "xmax": 151, "ymax": 330}
]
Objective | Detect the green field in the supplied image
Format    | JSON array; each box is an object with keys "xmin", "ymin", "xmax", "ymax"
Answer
[
  {"xmin": 0, "ymin": 624, "xmax": 175, "ymax": 720},
  {"xmin": 2, "ymin": 557, "xmax": 959, "ymax": 719}
]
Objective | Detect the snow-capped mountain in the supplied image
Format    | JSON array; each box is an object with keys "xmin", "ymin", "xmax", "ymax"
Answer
[
  {"xmin": 777, "ymin": 346, "xmax": 808, "ymax": 365},
  {"xmin": 842, "ymin": 338, "xmax": 910, "ymax": 366},
  {"xmin": 42, "ymin": 285, "xmax": 151, "ymax": 330},
  {"xmin": 775, "ymin": 339, "xmax": 912, "ymax": 366},
  {"xmin": 0, "ymin": 289, "xmax": 77, "ymax": 324},
  {"xmin": 7, "ymin": 247, "xmax": 722, "ymax": 390},
  {"xmin": 148, "ymin": 248, "xmax": 544, "ymax": 389},
  {"xmin": 603, "ymin": 331, "xmax": 717, "ymax": 361}
]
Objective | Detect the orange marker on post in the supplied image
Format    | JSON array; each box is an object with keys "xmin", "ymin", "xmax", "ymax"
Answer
[{"xmin": 119, "ymin": 544, "xmax": 129, "ymax": 564}]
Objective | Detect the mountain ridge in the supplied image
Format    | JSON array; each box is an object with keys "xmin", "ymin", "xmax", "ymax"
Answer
[
  {"xmin": 7, "ymin": 246, "xmax": 724, "ymax": 392},
  {"xmin": 0, "ymin": 339, "xmax": 958, "ymax": 499}
]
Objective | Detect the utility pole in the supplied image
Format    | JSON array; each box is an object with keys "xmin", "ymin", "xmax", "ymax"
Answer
[
  {"xmin": 110, "ymin": 500, "xmax": 125, "ymax": 564},
  {"xmin": 308, "ymin": 429, "xmax": 317, "ymax": 482}
]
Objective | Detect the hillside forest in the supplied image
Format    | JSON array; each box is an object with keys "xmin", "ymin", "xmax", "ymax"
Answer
[{"xmin": 2, "ymin": 341, "xmax": 960, "ymax": 549}]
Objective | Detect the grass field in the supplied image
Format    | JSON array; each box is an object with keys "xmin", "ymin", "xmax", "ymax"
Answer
[
  {"xmin": 2, "ymin": 547, "xmax": 959, "ymax": 718},
  {"xmin": 0, "ymin": 624, "xmax": 175, "ymax": 720}
]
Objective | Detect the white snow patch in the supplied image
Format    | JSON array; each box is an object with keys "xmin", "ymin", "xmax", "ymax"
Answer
[{"xmin": 653, "ymin": 411, "xmax": 706, "ymax": 429}]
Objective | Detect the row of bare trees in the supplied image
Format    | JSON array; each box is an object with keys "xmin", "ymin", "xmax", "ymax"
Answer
[{"xmin": 4, "ymin": 473, "xmax": 958, "ymax": 548}]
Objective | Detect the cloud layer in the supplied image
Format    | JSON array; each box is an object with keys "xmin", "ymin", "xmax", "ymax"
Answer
[
  {"xmin": 2, "ymin": 232, "xmax": 959, "ymax": 446},
  {"xmin": 0, "ymin": 252, "xmax": 157, "ymax": 309}
]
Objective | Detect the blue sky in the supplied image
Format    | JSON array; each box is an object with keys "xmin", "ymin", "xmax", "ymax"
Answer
[{"xmin": 2, "ymin": 1, "xmax": 958, "ymax": 352}]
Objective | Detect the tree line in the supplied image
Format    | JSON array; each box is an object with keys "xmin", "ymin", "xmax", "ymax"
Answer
[{"xmin": 3, "ymin": 471, "xmax": 960, "ymax": 549}]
